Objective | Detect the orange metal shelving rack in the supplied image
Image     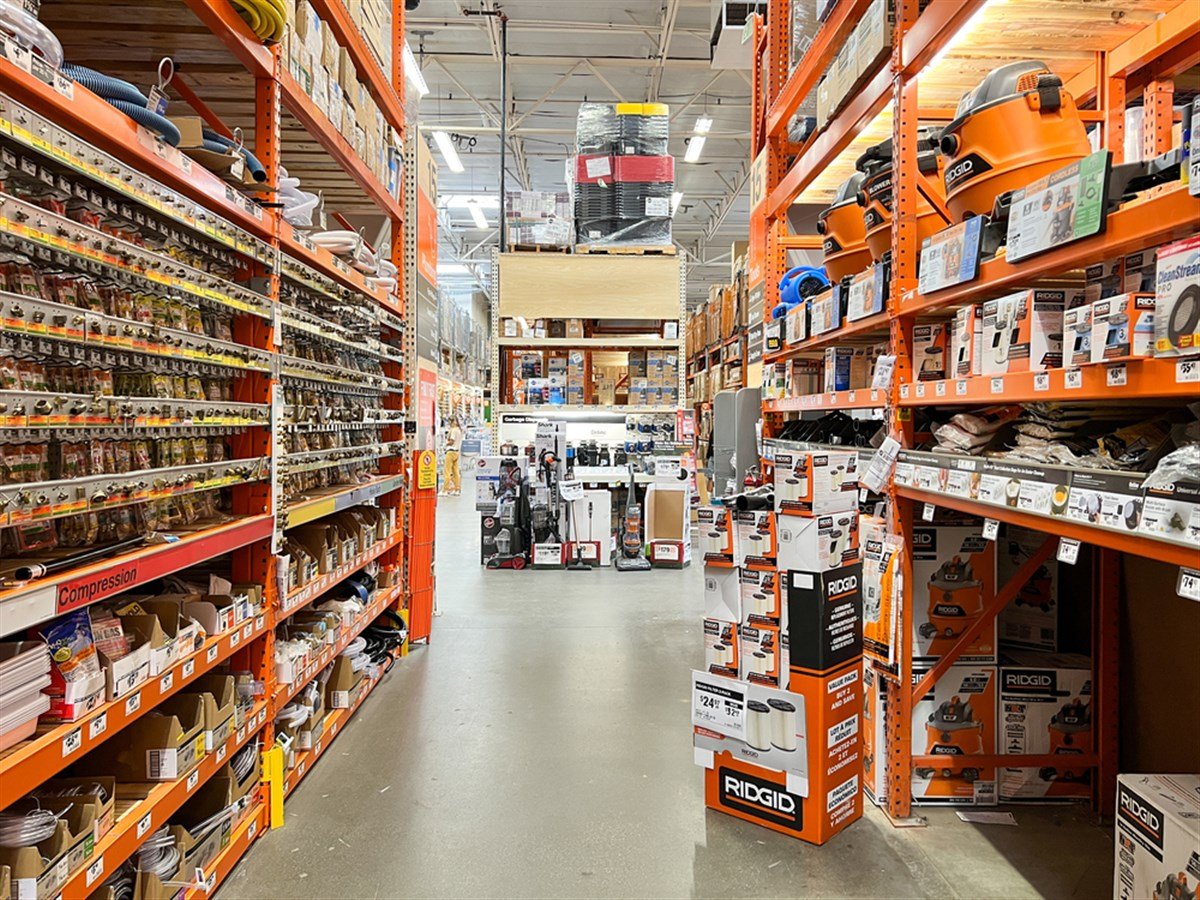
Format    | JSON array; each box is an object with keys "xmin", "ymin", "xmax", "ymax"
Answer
[
  {"xmin": 749, "ymin": 0, "xmax": 1200, "ymax": 826},
  {"xmin": 0, "ymin": 1, "xmax": 423, "ymax": 894}
]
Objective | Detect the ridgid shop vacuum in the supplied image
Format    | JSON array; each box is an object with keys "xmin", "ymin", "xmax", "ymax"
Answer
[
  {"xmin": 1039, "ymin": 698, "xmax": 1092, "ymax": 782},
  {"xmin": 855, "ymin": 127, "xmax": 949, "ymax": 265},
  {"xmin": 616, "ymin": 461, "xmax": 651, "ymax": 572},
  {"xmin": 919, "ymin": 556, "xmax": 984, "ymax": 640},
  {"xmin": 816, "ymin": 172, "xmax": 872, "ymax": 282},
  {"xmin": 915, "ymin": 696, "xmax": 984, "ymax": 782}
]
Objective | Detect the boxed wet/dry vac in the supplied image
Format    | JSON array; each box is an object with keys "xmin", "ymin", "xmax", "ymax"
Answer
[
  {"xmin": 952, "ymin": 305, "xmax": 983, "ymax": 376},
  {"xmin": 1153, "ymin": 234, "xmax": 1200, "ymax": 358},
  {"xmin": 980, "ymin": 290, "xmax": 1065, "ymax": 375},
  {"xmin": 997, "ymin": 524, "xmax": 1060, "ymax": 651},
  {"xmin": 938, "ymin": 60, "xmax": 1091, "ymax": 222},
  {"xmin": 816, "ymin": 173, "xmax": 872, "ymax": 282},
  {"xmin": 911, "ymin": 665, "xmax": 998, "ymax": 805},
  {"xmin": 998, "ymin": 652, "xmax": 1092, "ymax": 802},
  {"xmin": 912, "ymin": 323, "xmax": 949, "ymax": 381},
  {"xmin": 774, "ymin": 449, "xmax": 860, "ymax": 515},
  {"xmin": 1113, "ymin": 774, "xmax": 1200, "ymax": 900},
  {"xmin": 1089, "ymin": 293, "xmax": 1155, "ymax": 364},
  {"xmin": 863, "ymin": 664, "xmax": 889, "ymax": 805},
  {"xmin": 856, "ymin": 128, "xmax": 948, "ymax": 264},
  {"xmin": 912, "ymin": 524, "xmax": 998, "ymax": 666},
  {"xmin": 704, "ymin": 617, "xmax": 740, "ymax": 678},
  {"xmin": 776, "ymin": 512, "xmax": 861, "ymax": 572}
]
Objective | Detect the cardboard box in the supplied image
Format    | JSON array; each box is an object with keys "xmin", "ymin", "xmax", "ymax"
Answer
[
  {"xmin": 703, "ymin": 617, "xmax": 739, "ymax": 678},
  {"xmin": 999, "ymin": 652, "xmax": 1092, "ymax": 801},
  {"xmin": 697, "ymin": 507, "xmax": 734, "ymax": 560},
  {"xmin": 325, "ymin": 654, "xmax": 364, "ymax": 709},
  {"xmin": 980, "ymin": 290, "xmax": 1065, "ymax": 374},
  {"xmin": 704, "ymin": 563, "xmax": 741, "ymax": 622},
  {"xmin": 911, "ymin": 524, "xmax": 998, "ymax": 666},
  {"xmin": 33, "ymin": 776, "xmax": 116, "ymax": 847},
  {"xmin": 190, "ymin": 673, "xmax": 237, "ymax": 752},
  {"xmin": 1090, "ymin": 293, "xmax": 1155, "ymax": 364},
  {"xmin": 823, "ymin": 347, "xmax": 853, "ymax": 391},
  {"xmin": 1064, "ymin": 303, "xmax": 1093, "ymax": 367},
  {"xmin": 774, "ymin": 449, "xmax": 860, "ymax": 516},
  {"xmin": 739, "ymin": 620, "xmax": 785, "ymax": 687},
  {"xmin": 565, "ymin": 318, "xmax": 584, "ymax": 338},
  {"xmin": 863, "ymin": 664, "xmax": 888, "ymax": 805},
  {"xmin": 856, "ymin": 0, "xmax": 892, "ymax": 77},
  {"xmin": 997, "ymin": 524, "xmax": 1060, "ymax": 651},
  {"xmin": 89, "ymin": 693, "xmax": 206, "ymax": 781},
  {"xmin": 1153, "ymin": 234, "xmax": 1200, "ymax": 357},
  {"xmin": 861, "ymin": 517, "xmax": 902, "ymax": 671},
  {"xmin": 734, "ymin": 509, "xmax": 777, "ymax": 563},
  {"xmin": 911, "ymin": 665, "xmax": 997, "ymax": 805},
  {"xmin": 913, "ymin": 322, "xmax": 949, "ymax": 380},
  {"xmin": 1113, "ymin": 774, "xmax": 1200, "ymax": 900},
  {"xmin": 776, "ymin": 512, "xmax": 860, "ymax": 572},
  {"xmin": 739, "ymin": 565, "xmax": 781, "ymax": 624},
  {"xmin": 784, "ymin": 564, "xmax": 863, "ymax": 676},
  {"xmin": 952, "ymin": 305, "xmax": 983, "ymax": 377}
]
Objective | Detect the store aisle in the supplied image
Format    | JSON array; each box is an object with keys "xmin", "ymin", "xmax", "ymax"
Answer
[{"xmin": 221, "ymin": 492, "xmax": 1112, "ymax": 899}]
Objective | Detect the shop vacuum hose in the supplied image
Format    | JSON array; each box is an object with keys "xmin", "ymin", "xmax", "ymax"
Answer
[{"xmin": 61, "ymin": 64, "xmax": 181, "ymax": 146}]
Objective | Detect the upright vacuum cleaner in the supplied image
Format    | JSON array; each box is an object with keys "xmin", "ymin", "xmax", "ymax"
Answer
[{"xmin": 615, "ymin": 460, "xmax": 651, "ymax": 572}]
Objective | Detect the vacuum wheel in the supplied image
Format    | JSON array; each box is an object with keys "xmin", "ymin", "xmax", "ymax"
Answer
[
  {"xmin": 1039, "ymin": 766, "xmax": 1056, "ymax": 782},
  {"xmin": 942, "ymin": 626, "xmax": 958, "ymax": 638},
  {"xmin": 511, "ymin": 557, "xmax": 527, "ymax": 570},
  {"xmin": 963, "ymin": 768, "xmax": 980, "ymax": 783},
  {"xmin": 919, "ymin": 623, "xmax": 937, "ymax": 638},
  {"xmin": 914, "ymin": 767, "xmax": 933, "ymax": 779}
]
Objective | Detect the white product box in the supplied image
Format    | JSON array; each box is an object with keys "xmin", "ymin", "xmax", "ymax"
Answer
[
  {"xmin": 1064, "ymin": 304, "xmax": 1093, "ymax": 367},
  {"xmin": 704, "ymin": 564, "xmax": 741, "ymax": 623},
  {"xmin": 776, "ymin": 512, "xmax": 860, "ymax": 572},
  {"xmin": 1065, "ymin": 470, "xmax": 1146, "ymax": 532},
  {"xmin": 1138, "ymin": 479, "xmax": 1200, "ymax": 544},
  {"xmin": 823, "ymin": 347, "xmax": 854, "ymax": 392},
  {"xmin": 734, "ymin": 509, "xmax": 777, "ymax": 564},
  {"xmin": 786, "ymin": 304, "xmax": 808, "ymax": 345},
  {"xmin": 1114, "ymin": 774, "xmax": 1200, "ymax": 900},
  {"xmin": 739, "ymin": 619, "xmax": 785, "ymax": 688},
  {"xmin": 952, "ymin": 306, "xmax": 983, "ymax": 377},
  {"xmin": 739, "ymin": 566, "xmax": 781, "ymax": 623},
  {"xmin": 809, "ymin": 294, "xmax": 839, "ymax": 335},
  {"xmin": 980, "ymin": 290, "xmax": 1064, "ymax": 375},
  {"xmin": 473, "ymin": 455, "xmax": 526, "ymax": 515},
  {"xmin": 999, "ymin": 653, "xmax": 1093, "ymax": 801},
  {"xmin": 847, "ymin": 266, "xmax": 883, "ymax": 321},
  {"xmin": 703, "ymin": 617, "xmax": 739, "ymax": 678},
  {"xmin": 911, "ymin": 665, "xmax": 998, "ymax": 806},
  {"xmin": 696, "ymin": 506, "xmax": 735, "ymax": 560},
  {"xmin": 998, "ymin": 524, "xmax": 1059, "ymax": 651},
  {"xmin": 1153, "ymin": 234, "xmax": 1200, "ymax": 357},
  {"xmin": 911, "ymin": 524, "xmax": 997, "ymax": 666},
  {"xmin": 912, "ymin": 322, "xmax": 949, "ymax": 381},
  {"xmin": 863, "ymin": 664, "xmax": 888, "ymax": 805},
  {"xmin": 774, "ymin": 449, "xmax": 860, "ymax": 516},
  {"xmin": 1090, "ymin": 293, "xmax": 1155, "ymax": 364}
]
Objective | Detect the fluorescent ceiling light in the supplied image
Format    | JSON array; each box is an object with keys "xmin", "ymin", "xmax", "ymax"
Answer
[
  {"xmin": 432, "ymin": 131, "xmax": 464, "ymax": 173},
  {"xmin": 671, "ymin": 191, "xmax": 683, "ymax": 214},
  {"xmin": 694, "ymin": 116, "xmax": 713, "ymax": 134},
  {"xmin": 440, "ymin": 194, "xmax": 500, "ymax": 209},
  {"xmin": 403, "ymin": 41, "xmax": 429, "ymax": 97},
  {"xmin": 684, "ymin": 135, "xmax": 706, "ymax": 163},
  {"xmin": 468, "ymin": 201, "xmax": 488, "ymax": 229}
]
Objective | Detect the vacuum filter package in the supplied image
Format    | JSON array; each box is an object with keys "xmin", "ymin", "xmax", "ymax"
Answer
[
  {"xmin": 1153, "ymin": 234, "xmax": 1200, "ymax": 357},
  {"xmin": 1113, "ymin": 774, "xmax": 1200, "ymax": 900}
]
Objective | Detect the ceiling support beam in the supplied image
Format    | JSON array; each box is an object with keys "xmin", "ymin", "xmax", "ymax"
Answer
[
  {"xmin": 649, "ymin": 0, "xmax": 681, "ymax": 102},
  {"xmin": 583, "ymin": 59, "xmax": 628, "ymax": 103},
  {"xmin": 510, "ymin": 62, "xmax": 583, "ymax": 129},
  {"xmin": 669, "ymin": 71, "xmax": 724, "ymax": 122}
]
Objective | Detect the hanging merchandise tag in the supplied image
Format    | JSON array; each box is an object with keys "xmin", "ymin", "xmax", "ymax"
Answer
[
  {"xmin": 871, "ymin": 355, "xmax": 896, "ymax": 389},
  {"xmin": 558, "ymin": 479, "xmax": 585, "ymax": 501},
  {"xmin": 1064, "ymin": 368, "xmax": 1083, "ymax": 390},
  {"xmin": 147, "ymin": 58, "xmax": 173, "ymax": 116},
  {"xmin": 1177, "ymin": 567, "xmax": 1200, "ymax": 602},
  {"xmin": 860, "ymin": 435, "xmax": 900, "ymax": 493},
  {"xmin": 922, "ymin": 502, "xmax": 936, "ymax": 522},
  {"xmin": 982, "ymin": 518, "xmax": 999, "ymax": 541},
  {"xmin": 1057, "ymin": 537, "xmax": 1081, "ymax": 565},
  {"xmin": 1034, "ymin": 372, "xmax": 1050, "ymax": 392}
]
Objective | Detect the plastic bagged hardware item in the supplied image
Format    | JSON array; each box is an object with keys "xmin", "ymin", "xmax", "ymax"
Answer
[
  {"xmin": 938, "ymin": 60, "xmax": 1091, "ymax": 221},
  {"xmin": 816, "ymin": 173, "xmax": 872, "ymax": 281}
]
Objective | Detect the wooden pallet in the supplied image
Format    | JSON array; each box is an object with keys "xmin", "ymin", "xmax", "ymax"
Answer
[
  {"xmin": 510, "ymin": 243, "xmax": 571, "ymax": 253},
  {"xmin": 574, "ymin": 244, "xmax": 677, "ymax": 256}
]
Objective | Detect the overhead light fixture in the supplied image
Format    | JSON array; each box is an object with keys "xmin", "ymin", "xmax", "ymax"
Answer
[
  {"xmin": 671, "ymin": 191, "xmax": 683, "ymax": 214},
  {"xmin": 402, "ymin": 41, "xmax": 429, "ymax": 97},
  {"xmin": 694, "ymin": 116, "xmax": 713, "ymax": 134},
  {"xmin": 432, "ymin": 131, "xmax": 464, "ymax": 173},
  {"xmin": 440, "ymin": 194, "xmax": 500, "ymax": 209},
  {"xmin": 468, "ymin": 201, "xmax": 488, "ymax": 229},
  {"xmin": 684, "ymin": 135, "xmax": 706, "ymax": 164}
]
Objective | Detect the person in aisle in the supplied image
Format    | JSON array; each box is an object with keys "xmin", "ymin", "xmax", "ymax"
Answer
[{"xmin": 443, "ymin": 416, "xmax": 463, "ymax": 495}]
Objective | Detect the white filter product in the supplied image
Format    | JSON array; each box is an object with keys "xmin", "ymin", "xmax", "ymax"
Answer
[
  {"xmin": 751, "ymin": 651, "xmax": 768, "ymax": 675},
  {"xmin": 722, "ymin": 643, "xmax": 735, "ymax": 666},
  {"xmin": 701, "ymin": 530, "xmax": 726, "ymax": 555},
  {"xmin": 707, "ymin": 644, "xmax": 726, "ymax": 669},
  {"xmin": 780, "ymin": 472, "xmax": 808, "ymax": 502},
  {"xmin": 751, "ymin": 591, "xmax": 771, "ymax": 618},
  {"xmin": 745, "ymin": 701, "xmax": 772, "ymax": 751},
  {"xmin": 768, "ymin": 698, "xmax": 798, "ymax": 751}
]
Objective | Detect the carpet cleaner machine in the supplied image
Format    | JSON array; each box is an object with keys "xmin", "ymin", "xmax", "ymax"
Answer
[
  {"xmin": 616, "ymin": 460, "xmax": 651, "ymax": 572},
  {"xmin": 1039, "ymin": 698, "xmax": 1092, "ymax": 782},
  {"xmin": 485, "ymin": 462, "xmax": 531, "ymax": 570},
  {"xmin": 919, "ymin": 556, "xmax": 985, "ymax": 641},
  {"xmin": 914, "ymin": 695, "xmax": 985, "ymax": 783}
]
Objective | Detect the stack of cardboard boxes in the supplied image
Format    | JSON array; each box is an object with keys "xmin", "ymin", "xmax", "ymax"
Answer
[
  {"xmin": 506, "ymin": 191, "xmax": 573, "ymax": 248},
  {"xmin": 285, "ymin": 0, "xmax": 402, "ymax": 198},
  {"xmin": 281, "ymin": 506, "xmax": 396, "ymax": 595},
  {"xmin": 627, "ymin": 350, "xmax": 679, "ymax": 407},
  {"xmin": 814, "ymin": 0, "xmax": 892, "ymax": 129}
]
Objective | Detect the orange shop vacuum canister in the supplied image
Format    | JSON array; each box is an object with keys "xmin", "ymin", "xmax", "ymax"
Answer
[
  {"xmin": 938, "ymin": 60, "xmax": 1092, "ymax": 222},
  {"xmin": 855, "ymin": 127, "xmax": 948, "ymax": 264},
  {"xmin": 816, "ymin": 172, "xmax": 872, "ymax": 282}
]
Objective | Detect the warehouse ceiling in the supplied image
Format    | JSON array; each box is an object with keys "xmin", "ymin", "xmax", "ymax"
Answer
[{"xmin": 407, "ymin": 0, "xmax": 754, "ymax": 305}]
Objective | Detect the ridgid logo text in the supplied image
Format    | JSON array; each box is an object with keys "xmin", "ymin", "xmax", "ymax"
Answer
[{"xmin": 719, "ymin": 767, "xmax": 802, "ymax": 830}]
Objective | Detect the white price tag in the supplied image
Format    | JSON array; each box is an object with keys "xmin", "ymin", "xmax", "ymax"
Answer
[
  {"xmin": 331, "ymin": 722, "xmax": 338, "ymax": 735},
  {"xmin": 990, "ymin": 377, "xmax": 1004, "ymax": 394},
  {"xmin": 900, "ymin": 384, "xmax": 910, "ymax": 399},
  {"xmin": 159, "ymin": 672, "xmax": 173, "ymax": 692},
  {"xmin": 859, "ymin": 488, "xmax": 869, "ymax": 503},
  {"xmin": 691, "ymin": 672, "xmax": 746, "ymax": 738},
  {"xmin": 916, "ymin": 382, "xmax": 926, "ymax": 398},
  {"xmin": 89, "ymin": 711, "xmax": 107, "ymax": 740},
  {"xmin": 1177, "ymin": 567, "xmax": 1200, "ymax": 602},
  {"xmin": 182, "ymin": 659, "xmax": 195, "ymax": 679},
  {"xmin": 955, "ymin": 380, "xmax": 967, "ymax": 396},
  {"xmin": 230, "ymin": 630, "xmax": 240, "ymax": 648},
  {"xmin": 1176, "ymin": 359, "xmax": 1199, "ymax": 383},
  {"xmin": 1064, "ymin": 368, "xmax": 1083, "ymax": 390},
  {"xmin": 62, "ymin": 728, "xmax": 82, "ymax": 757},
  {"xmin": 316, "ymin": 740, "xmax": 323, "ymax": 755},
  {"xmin": 1034, "ymin": 372, "xmax": 1050, "ymax": 392},
  {"xmin": 217, "ymin": 744, "xmax": 227, "ymax": 762},
  {"xmin": 138, "ymin": 812, "xmax": 152, "ymax": 838},
  {"xmin": 249, "ymin": 819, "xmax": 258, "ymax": 839},
  {"xmin": 848, "ymin": 391, "xmax": 856, "ymax": 403},
  {"xmin": 1057, "ymin": 537, "xmax": 1081, "ymax": 565},
  {"xmin": 242, "ymin": 622, "xmax": 254, "ymax": 639},
  {"xmin": 206, "ymin": 645, "xmax": 219, "ymax": 663},
  {"xmin": 125, "ymin": 692, "xmax": 142, "ymax": 715},
  {"xmin": 982, "ymin": 518, "xmax": 999, "ymax": 541},
  {"xmin": 1106, "ymin": 364, "xmax": 1127, "ymax": 387},
  {"xmin": 236, "ymin": 726, "xmax": 246, "ymax": 743},
  {"xmin": 187, "ymin": 769, "xmax": 199, "ymax": 791},
  {"xmin": 935, "ymin": 381, "xmax": 946, "ymax": 397},
  {"xmin": 85, "ymin": 856, "xmax": 105, "ymax": 887},
  {"xmin": 256, "ymin": 615, "xmax": 265, "ymax": 630},
  {"xmin": 922, "ymin": 502, "xmax": 936, "ymax": 522}
]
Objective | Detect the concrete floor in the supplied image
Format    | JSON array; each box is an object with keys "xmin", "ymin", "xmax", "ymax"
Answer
[{"xmin": 221, "ymin": 488, "xmax": 1114, "ymax": 899}]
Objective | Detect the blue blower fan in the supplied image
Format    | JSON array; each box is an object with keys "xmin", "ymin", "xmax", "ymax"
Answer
[{"xmin": 772, "ymin": 265, "xmax": 829, "ymax": 319}]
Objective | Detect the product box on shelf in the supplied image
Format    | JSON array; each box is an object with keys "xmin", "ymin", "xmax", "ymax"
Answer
[
  {"xmin": 776, "ymin": 512, "xmax": 860, "ymax": 572},
  {"xmin": 785, "ymin": 564, "xmax": 863, "ymax": 677},
  {"xmin": 997, "ymin": 524, "xmax": 1060, "ymax": 651},
  {"xmin": 1090, "ymin": 293, "xmax": 1155, "ymax": 364},
  {"xmin": 785, "ymin": 303, "xmax": 807, "ymax": 345},
  {"xmin": 999, "ymin": 652, "xmax": 1093, "ymax": 802},
  {"xmin": 774, "ymin": 449, "xmax": 860, "ymax": 516},
  {"xmin": 911, "ymin": 524, "xmax": 998, "ymax": 666},
  {"xmin": 734, "ymin": 509, "xmax": 777, "ymax": 563},
  {"xmin": 89, "ymin": 692, "xmax": 206, "ymax": 782},
  {"xmin": 911, "ymin": 665, "xmax": 998, "ymax": 806},
  {"xmin": 846, "ymin": 266, "xmax": 883, "ymax": 321},
  {"xmin": 191, "ymin": 673, "xmax": 237, "ymax": 752},
  {"xmin": 326, "ymin": 654, "xmax": 365, "ymax": 709},
  {"xmin": 703, "ymin": 617, "xmax": 740, "ymax": 678},
  {"xmin": 739, "ymin": 620, "xmax": 785, "ymax": 687},
  {"xmin": 0, "ymin": 794, "xmax": 104, "ymax": 899},
  {"xmin": 952, "ymin": 305, "xmax": 983, "ymax": 377},
  {"xmin": 1153, "ymin": 234, "xmax": 1200, "ymax": 357},
  {"xmin": 705, "ymin": 562, "xmax": 741, "ymax": 622},
  {"xmin": 980, "ymin": 289, "xmax": 1065, "ymax": 375},
  {"xmin": 913, "ymin": 322, "xmax": 948, "ymax": 381},
  {"xmin": 697, "ymin": 506, "xmax": 735, "ymax": 560},
  {"xmin": 740, "ymin": 565, "xmax": 781, "ymax": 623},
  {"xmin": 809, "ymin": 293, "xmax": 839, "ymax": 335},
  {"xmin": 1065, "ymin": 469, "xmax": 1146, "ymax": 532},
  {"xmin": 1064, "ymin": 303, "xmax": 1093, "ymax": 367},
  {"xmin": 863, "ymin": 664, "xmax": 888, "ymax": 805},
  {"xmin": 861, "ymin": 517, "xmax": 903, "ymax": 671},
  {"xmin": 823, "ymin": 346, "xmax": 853, "ymax": 392},
  {"xmin": 1113, "ymin": 774, "xmax": 1200, "ymax": 900},
  {"xmin": 1138, "ymin": 477, "xmax": 1200, "ymax": 544}
]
